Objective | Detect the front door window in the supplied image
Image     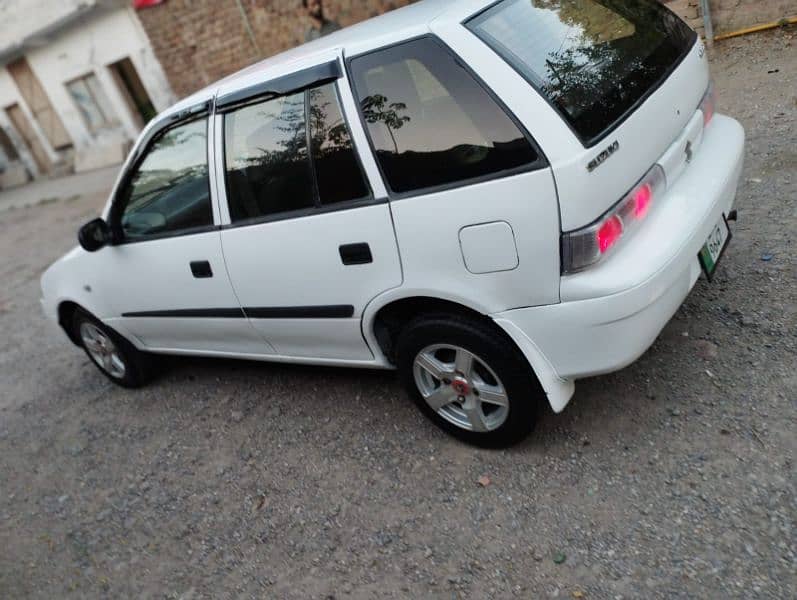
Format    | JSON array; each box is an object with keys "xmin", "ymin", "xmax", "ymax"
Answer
[{"xmin": 115, "ymin": 118, "xmax": 212, "ymax": 240}]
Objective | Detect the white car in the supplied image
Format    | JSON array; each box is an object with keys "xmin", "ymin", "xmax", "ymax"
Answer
[{"xmin": 41, "ymin": 0, "xmax": 745, "ymax": 447}]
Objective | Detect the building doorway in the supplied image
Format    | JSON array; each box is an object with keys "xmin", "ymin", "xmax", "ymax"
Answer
[
  {"xmin": 5, "ymin": 104, "xmax": 51, "ymax": 174},
  {"xmin": 0, "ymin": 126, "xmax": 20, "ymax": 162},
  {"xmin": 6, "ymin": 57, "xmax": 72, "ymax": 151},
  {"xmin": 108, "ymin": 58, "xmax": 156, "ymax": 129}
]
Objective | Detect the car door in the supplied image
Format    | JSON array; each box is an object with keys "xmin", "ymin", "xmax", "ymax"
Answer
[
  {"xmin": 215, "ymin": 55, "xmax": 402, "ymax": 361},
  {"xmin": 97, "ymin": 107, "xmax": 271, "ymax": 354},
  {"xmin": 346, "ymin": 35, "xmax": 561, "ymax": 314}
]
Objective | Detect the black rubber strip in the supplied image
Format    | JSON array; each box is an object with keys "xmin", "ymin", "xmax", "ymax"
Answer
[
  {"xmin": 243, "ymin": 305, "xmax": 354, "ymax": 319},
  {"xmin": 121, "ymin": 308, "xmax": 245, "ymax": 318},
  {"xmin": 121, "ymin": 305, "xmax": 355, "ymax": 319}
]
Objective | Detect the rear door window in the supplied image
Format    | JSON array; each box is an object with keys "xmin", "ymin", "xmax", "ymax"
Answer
[
  {"xmin": 348, "ymin": 37, "xmax": 540, "ymax": 195},
  {"xmin": 224, "ymin": 92, "xmax": 315, "ymax": 221},
  {"xmin": 224, "ymin": 82, "xmax": 370, "ymax": 223},
  {"xmin": 468, "ymin": 0, "xmax": 697, "ymax": 146}
]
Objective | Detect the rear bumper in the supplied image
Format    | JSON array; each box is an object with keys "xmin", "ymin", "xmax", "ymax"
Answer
[{"xmin": 494, "ymin": 115, "xmax": 745, "ymax": 408}]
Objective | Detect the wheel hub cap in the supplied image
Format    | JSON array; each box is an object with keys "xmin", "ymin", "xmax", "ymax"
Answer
[
  {"xmin": 412, "ymin": 344, "xmax": 509, "ymax": 433},
  {"xmin": 451, "ymin": 377, "xmax": 470, "ymax": 396},
  {"xmin": 79, "ymin": 322, "xmax": 126, "ymax": 379}
]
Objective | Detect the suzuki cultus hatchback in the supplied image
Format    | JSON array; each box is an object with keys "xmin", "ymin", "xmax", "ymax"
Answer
[{"xmin": 41, "ymin": 0, "xmax": 745, "ymax": 447}]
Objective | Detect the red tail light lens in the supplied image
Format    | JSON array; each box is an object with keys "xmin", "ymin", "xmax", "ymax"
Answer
[
  {"xmin": 562, "ymin": 165, "xmax": 666, "ymax": 273},
  {"xmin": 597, "ymin": 216, "xmax": 623, "ymax": 253},
  {"xmin": 632, "ymin": 183, "xmax": 653, "ymax": 219}
]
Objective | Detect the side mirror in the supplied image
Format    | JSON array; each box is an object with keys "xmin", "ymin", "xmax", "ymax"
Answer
[{"xmin": 78, "ymin": 218, "xmax": 112, "ymax": 252}]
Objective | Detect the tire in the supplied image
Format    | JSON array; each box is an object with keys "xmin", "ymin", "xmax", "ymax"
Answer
[
  {"xmin": 72, "ymin": 309, "xmax": 153, "ymax": 388},
  {"xmin": 395, "ymin": 313, "xmax": 544, "ymax": 448}
]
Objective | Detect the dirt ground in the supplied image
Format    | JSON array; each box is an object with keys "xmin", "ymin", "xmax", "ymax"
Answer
[{"xmin": 0, "ymin": 29, "xmax": 795, "ymax": 600}]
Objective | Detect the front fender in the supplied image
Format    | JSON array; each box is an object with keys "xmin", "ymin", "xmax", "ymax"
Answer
[{"xmin": 40, "ymin": 245, "xmax": 117, "ymax": 327}]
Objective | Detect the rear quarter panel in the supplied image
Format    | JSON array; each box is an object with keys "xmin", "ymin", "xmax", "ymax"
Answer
[{"xmin": 387, "ymin": 167, "xmax": 562, "ymax": 315}]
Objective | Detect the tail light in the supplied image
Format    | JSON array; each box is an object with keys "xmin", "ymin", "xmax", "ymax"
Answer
[
  {"xmin": 562, "ymin": 165, "xmax": 666, "ymax": 273},
  {"xmin": 699, "ymin": 83, "xmax": 716, "ymax": 127}
]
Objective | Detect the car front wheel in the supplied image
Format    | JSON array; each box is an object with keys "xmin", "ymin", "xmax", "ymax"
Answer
[
  {"xmin": 396, "ymin": 315, "xmax": 543, "ymax": 447},
  {"xmin": 73, "ymin": 310, "xmax": 152, "ymax": 388}
]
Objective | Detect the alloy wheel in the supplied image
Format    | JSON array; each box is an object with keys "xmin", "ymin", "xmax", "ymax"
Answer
[
  {"xmin": 412, "ymin": 344, "xmax": 509, "ymax": 432},
  {"xmin": 79, "ymin": 322, "xmax": 126, "ymax": 379}
]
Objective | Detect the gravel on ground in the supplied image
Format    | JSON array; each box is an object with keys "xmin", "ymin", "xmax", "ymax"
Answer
[{"xmin": 0, "ymin": 27, "xmax": 794, "ymax": 599}]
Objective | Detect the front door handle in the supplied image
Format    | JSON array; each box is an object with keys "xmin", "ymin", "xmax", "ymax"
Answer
[
  {"xmin": 190, "ymin": 260, "xmax": 213, "ymax": 278},
  {"xmin": 339, "ymin": 243, "xmax": 372, "ymax": 265}
]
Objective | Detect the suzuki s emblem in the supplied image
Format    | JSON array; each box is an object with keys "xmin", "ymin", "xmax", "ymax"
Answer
[
  {"xmin": 587, "ymin": 140, "xmax": 619, "ymax": 172},
  {"xmin": 685, "ymin": 141, "xmax": 693, "ymax": 164}
]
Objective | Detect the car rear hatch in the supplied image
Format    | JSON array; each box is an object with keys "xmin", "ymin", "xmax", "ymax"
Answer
[{"xmin": 467, "ymin": 0, "xmax": 708, "ymax": 233}]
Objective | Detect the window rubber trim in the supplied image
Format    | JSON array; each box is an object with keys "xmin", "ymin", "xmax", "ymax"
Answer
[
  {"xmin": 219, "ymin": 196, "xmax": 387, "ymax": 230},
  {"xmin": 112, "ymin": 223, "xmax": 221, "ymax": 245},
  {"xmin": 344, "ymin": 34, "xmax": 550, "ymax": 201},
  {"xmin": 305, "ymin": 89, "xmax": 323, "ymax": 207}
]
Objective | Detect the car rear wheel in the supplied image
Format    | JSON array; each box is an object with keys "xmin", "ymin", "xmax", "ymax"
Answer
[
  {"xmin": 396, "ymin": 314, "xmax": 543, "ymax": 447},
  {"xmin": 73, "ymin": 310, "xmax": 152, "ymax": 388}
]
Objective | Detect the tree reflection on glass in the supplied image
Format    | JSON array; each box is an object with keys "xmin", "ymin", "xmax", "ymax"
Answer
[
  {"xmin": 126, "ymin": 120, "xmax": 208, "ymax": 214},
  {"xmin": 469, "ymin": 0, "xmax": 694, "ymax": 141},
  {"xmin": 224, "ymin": 83, "xmax": 368, "ymax": 220},
  {"xmin": 308, "ymin": 84, "xmax": 369, "ymax": 204},
  {"xmin": 359, "ymin": 94, "xmax": 411, "ymax": 154}
]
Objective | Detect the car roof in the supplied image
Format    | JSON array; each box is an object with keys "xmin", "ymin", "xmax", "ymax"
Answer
[{"xmin": 163, "ymin": 0, "xmax": 490, "ymax": 117}]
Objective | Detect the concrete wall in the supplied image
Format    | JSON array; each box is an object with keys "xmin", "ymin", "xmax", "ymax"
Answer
[{"xmin": 0, "ymin": 5, "xmax": 175, "ymax": 178}]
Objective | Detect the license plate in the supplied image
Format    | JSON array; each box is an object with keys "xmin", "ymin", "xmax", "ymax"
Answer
[{"xmin": 698, "ymin": 215, "xmax": 732, "ymax": 280}]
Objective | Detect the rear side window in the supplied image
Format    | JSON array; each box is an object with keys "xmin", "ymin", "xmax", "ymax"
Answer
[
  {"xmin": 349, "ymin": 37, "xmax": 539, "ymax": 195},
  {"xmin": 224, "ymin": 82, "xmax": 369, "ymax": 223},
  {"xmin": 117, "ymin": 118, "xmax": 212, "ymax": 240},
  {"xmin": 468, "ymin": 0, "xmax": 697, "ymax": 145}
]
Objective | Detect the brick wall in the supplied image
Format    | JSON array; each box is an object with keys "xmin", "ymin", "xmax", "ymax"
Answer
[
  {"xmin": 137, "ymin": 0, "xmax": 797, "ymax": 100},
  {"xmin": 135, "ymin": 0, "xmax": 415, "ymax": 99},
  {"xmin": 664, "ymin": 0, "xmax": 797, "ymax": 38}
]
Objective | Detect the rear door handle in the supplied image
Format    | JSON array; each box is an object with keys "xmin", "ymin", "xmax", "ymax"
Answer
[
  {"xmin": 339, "ymin": 243, "xmax": 372, "ymax": 265},
  {"xmin": 190, "ymin": 260, "xmax": 213, "ymax": 278}
]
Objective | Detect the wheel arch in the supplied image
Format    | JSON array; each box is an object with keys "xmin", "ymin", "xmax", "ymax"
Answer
[
  {"xmin": 57, "ymin": 300, "xmax": 84, "ymax": 346},
  {"xmin": 364, "ymin": 293, "xmax": 505, "ymax": 365},
  {"xmin": 362, "ymin": 292, "xmax": 576, "ymax": 413}
]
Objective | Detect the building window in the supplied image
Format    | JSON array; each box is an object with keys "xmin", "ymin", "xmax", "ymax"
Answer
[{"xmin": 66, "ymin": 73, "xmax": 117, "ymax": 134}]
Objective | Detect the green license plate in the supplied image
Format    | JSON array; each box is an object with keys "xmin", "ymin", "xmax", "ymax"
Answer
[{"xmin": 698, "ymin": 215, "xmax": 732, "ymax": 280}]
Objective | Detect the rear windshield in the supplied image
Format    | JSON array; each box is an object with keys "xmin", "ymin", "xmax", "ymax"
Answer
[{"xmin": 468, "ymin": 0, "xmax": 697, "ymax": 146}]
